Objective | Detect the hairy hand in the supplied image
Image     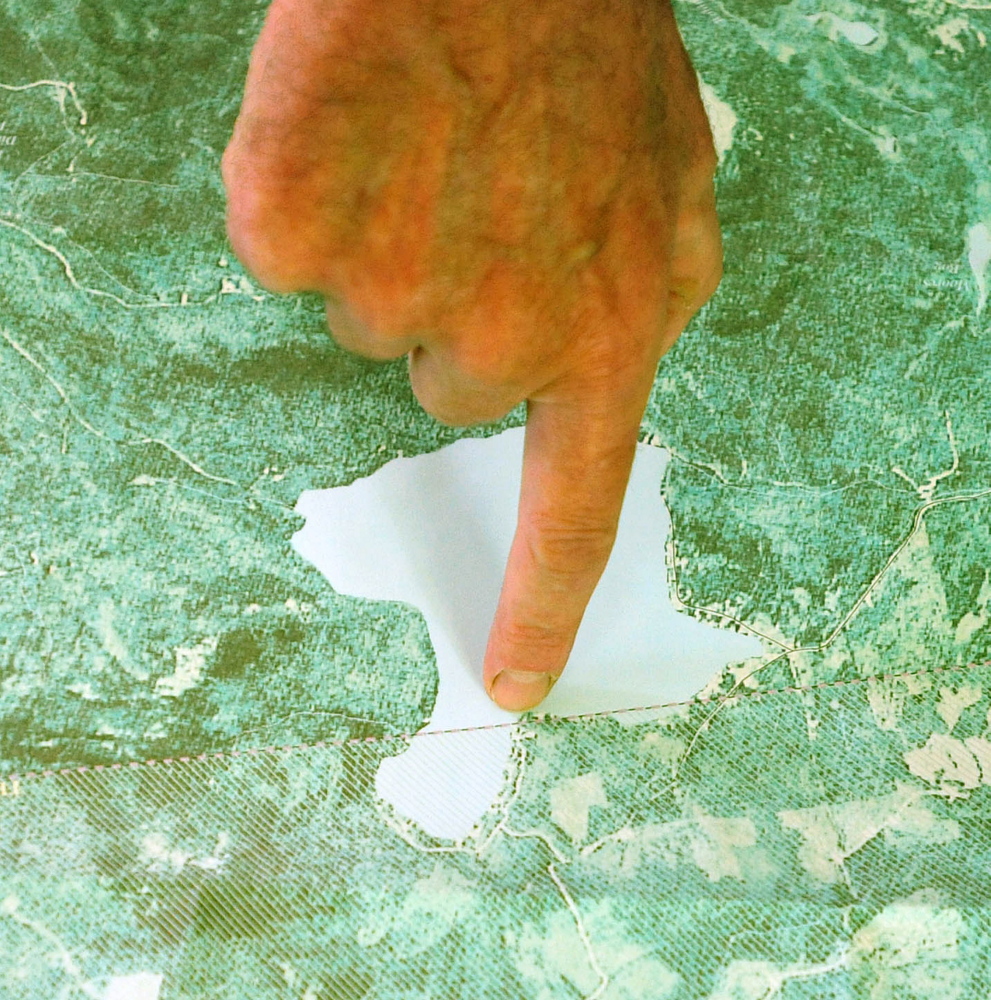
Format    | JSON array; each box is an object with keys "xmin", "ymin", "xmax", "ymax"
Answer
[{"xmin": 222, "ymin": 0, "xmax": 722, "ymax": 711}]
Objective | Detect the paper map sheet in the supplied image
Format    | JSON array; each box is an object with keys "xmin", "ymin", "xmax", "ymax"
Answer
[{"xmin": 2, "ymin": 0, "xmax": 991, "ymax": 997}]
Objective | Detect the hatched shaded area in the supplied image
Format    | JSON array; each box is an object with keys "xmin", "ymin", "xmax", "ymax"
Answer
[{"xmin": 3, "ymin": 660, "xmax": 991, "ymax": 997}]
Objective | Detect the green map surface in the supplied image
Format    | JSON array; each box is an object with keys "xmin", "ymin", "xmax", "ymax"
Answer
[{"xmin": 2, "ymin": 0, "xmax": 990, "ymax": 996}]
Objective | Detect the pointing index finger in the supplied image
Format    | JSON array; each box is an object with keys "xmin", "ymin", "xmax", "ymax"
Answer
[{"xmin": 484, "ymin": 362, "xmax": 657, "ymax": 712}]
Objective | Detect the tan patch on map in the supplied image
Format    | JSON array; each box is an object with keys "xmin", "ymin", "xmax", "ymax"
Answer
[
  {"xmin": 550, "ymin": 772, "xmax": 609, "ymax": 843},
  {"xmin": 905, "ymin": 733, "xmax": 991, "ymax": 797},
  {"xmin": 935, "ymin": 685, "xmax": 982, "ymax": 733},
  {"xmin": 779, "ymin": 786, "xmax": 959, "ymax": 883}
]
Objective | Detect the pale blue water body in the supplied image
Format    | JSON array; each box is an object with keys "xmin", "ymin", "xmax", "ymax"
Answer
[{"xmin": 968, "ymin": 221, "xmax": 991, "ymax": 315}]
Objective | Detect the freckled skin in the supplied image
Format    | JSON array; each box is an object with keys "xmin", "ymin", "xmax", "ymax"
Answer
[{"xmin": 222, "ymin": 0, "xmax": 723, "ymax": 712}]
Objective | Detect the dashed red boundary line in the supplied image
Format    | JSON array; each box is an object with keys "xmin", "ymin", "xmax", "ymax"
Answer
[{"xmin": 5, "ymin": 657, "xmax": 990, "ymax": 785}]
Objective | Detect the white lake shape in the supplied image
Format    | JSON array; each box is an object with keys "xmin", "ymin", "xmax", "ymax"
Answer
[{"xmin": 292, "ymin": 426, "xmax": 762, "ymax": 840}]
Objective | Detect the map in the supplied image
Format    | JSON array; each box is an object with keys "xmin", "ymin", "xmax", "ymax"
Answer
[
  {"xmin": 291, "ymin": 427, "xmax": 761, "ymax": 840},
  {"xmin": 2, "ymin": 0, "xmax": 990, "ymax": 997}
]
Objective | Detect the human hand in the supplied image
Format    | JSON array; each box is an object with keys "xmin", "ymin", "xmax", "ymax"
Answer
[{"xmin": 222, "ymin": 0, "xmax": 722, "ymax": 712}]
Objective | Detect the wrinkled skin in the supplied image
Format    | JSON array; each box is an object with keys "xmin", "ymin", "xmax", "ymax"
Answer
[{"xmin": 222, "ymin": 0, "xmax": 722, "ymax": 711}]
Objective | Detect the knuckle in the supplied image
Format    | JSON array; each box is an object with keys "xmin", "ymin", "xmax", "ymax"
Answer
[
  {"xmin": 695, "ymin": 239, "xmax": 725, "ymax": 307},
  {"xmin": 228, "ymin": 237, "xmax": 311, "ymax": 295},
  {"xmin": 409, "ymin": 378, "xmax": 468, "ymax": 427},
  {"xmin": 578, "ymin": 334, "xmax": 650, "ymax": 389},
  {"xmin": 222, "ymin": 155, "xmax": 321, "ymax": 294},
  {"xmin": 418, "ymin": 400, "xmax": 465, "ymax": 428},
  {"xmin": 470, "ymin": 398, "xmax": 520, "ymax": 426},
  {"xmin": 680, "ymin": 148, "xmax": 719, "ymax": 210},
  {"xmin": 410, "ymin": 358, "xmax": 521, "ymax": 427},
  {"xmin": 453, "ymin": 331, "xmax": 532, "ymax": 393},
  {"xmin": 219, "ymin": 146, "xmax": 237, "ymax": 190},
  {"xmin": 225, "ymin": 219, "xmax": 307, "ymax": 294},
  {"xmin": 695, "ymin": 140, "xmax": 719, "ymax": 182},
  {"xmin": 415, "ymin": 392, "xmax": 513, "ymax": 428},
  {"xmin": 525, "ymin": 513, "xmax": 617, "ymax": 577},
  {"xmin": 496, "ymin": 617, "xmax": 571, "ymax": 657},
  {"xmin": 705, "ymin": 257, "xmax": 724, "ymax": 299},
  {"xmin": 672, "ymin": 262, "xmax": 721, "ymax": 314},
  {"xmin": 669, "ymin": 205, "xmax": 724, "ymax": 312}
]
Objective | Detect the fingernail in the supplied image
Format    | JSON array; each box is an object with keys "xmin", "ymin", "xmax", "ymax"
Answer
[{"xmin": 488, "ymin": 670, "xmax": 558, "ymax": 712}]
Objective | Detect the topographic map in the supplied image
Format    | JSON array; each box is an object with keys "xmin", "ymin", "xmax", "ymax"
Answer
[{"xmin": 1, "ymin": 0, "xmax": 990, "ymax": 997}]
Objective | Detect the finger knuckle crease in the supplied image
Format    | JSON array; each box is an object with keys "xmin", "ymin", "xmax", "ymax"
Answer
[
  {"xmin": 526, "ymin": 517, "xmax": 616, "ymax": 574},
  {"xmin": 499, "ymin": 619, "xmax": 569, "ymax": 653}
]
